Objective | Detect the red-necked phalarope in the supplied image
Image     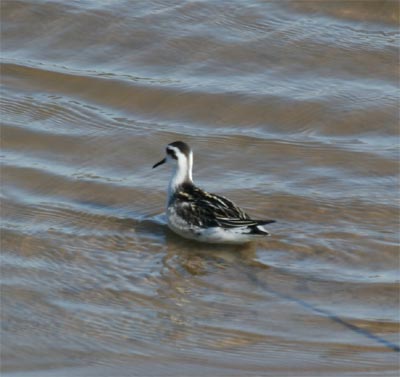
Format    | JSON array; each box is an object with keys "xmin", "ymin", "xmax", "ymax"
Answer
[{"xmin": 153, "ymin": 141, "xmax": 275, "ymax": 244}]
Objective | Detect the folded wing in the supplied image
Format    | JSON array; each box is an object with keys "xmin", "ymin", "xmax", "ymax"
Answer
[{"xmin": 174, "ymin": 185, "xmax": 275, "ymax": 229}]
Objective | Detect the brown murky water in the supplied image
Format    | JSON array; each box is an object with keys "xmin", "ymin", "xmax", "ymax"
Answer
[{"xmin": 1, "ymin": 1, "xmax": 399, "ymax": 376}]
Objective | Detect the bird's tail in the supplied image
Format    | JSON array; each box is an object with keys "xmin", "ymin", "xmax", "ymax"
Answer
[
  {"xmin": 249, "ymin": 219, "xmax": 276, "ymax": 236},
  {"xmin": 256, "ymin": 220, "xmax": 276, "ymax": 226}
]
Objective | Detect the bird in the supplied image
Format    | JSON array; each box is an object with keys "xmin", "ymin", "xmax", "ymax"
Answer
[{"xmin": 152, "ymin": 141, "xmax": 275, "ymax": 244}]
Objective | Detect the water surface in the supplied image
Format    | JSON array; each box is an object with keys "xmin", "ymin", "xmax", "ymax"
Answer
[{"xmin": 1, "ymin": 0, "xmax": 399, "ymax": 376}]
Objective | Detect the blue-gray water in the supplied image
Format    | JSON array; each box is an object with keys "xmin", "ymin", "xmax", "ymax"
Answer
[{"xmin": 1, "ymin": 1, "xmax": 399, "ymax": 376}]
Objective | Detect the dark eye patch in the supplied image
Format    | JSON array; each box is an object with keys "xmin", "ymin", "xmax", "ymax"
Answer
[{"xmin": 166, "ymin": 148, "xmax": 177, "ymax": 160}]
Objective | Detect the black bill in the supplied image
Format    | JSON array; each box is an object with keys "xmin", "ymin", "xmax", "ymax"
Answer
[{"xmin": 152, "ymin": 158, "xmax": 166, "ymax": 169}]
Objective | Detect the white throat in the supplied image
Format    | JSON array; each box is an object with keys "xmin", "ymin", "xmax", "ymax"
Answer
[{"xmin": 167, "ymin": 151, "xmax": 193, "ymax": 203}]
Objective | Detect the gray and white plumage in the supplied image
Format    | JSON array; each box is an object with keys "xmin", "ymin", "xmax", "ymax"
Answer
[{"xmin": 153, "ymin": 141, "xmax": 275, "ymax": 244}]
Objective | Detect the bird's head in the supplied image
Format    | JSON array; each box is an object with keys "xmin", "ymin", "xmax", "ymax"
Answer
[{"xmin": 152, "ymin": 141, "xmax": 192, "ymax": 169}]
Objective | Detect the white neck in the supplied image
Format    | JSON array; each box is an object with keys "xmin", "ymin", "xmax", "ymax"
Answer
[{"xmin": 167, "ymin": 152, "xmax": 193, "ymax": 203}]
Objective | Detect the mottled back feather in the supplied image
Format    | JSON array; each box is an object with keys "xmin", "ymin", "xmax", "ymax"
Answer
[{"xmin": 171, "ymin": 182, "xmax": 274, "ymax": 229}]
